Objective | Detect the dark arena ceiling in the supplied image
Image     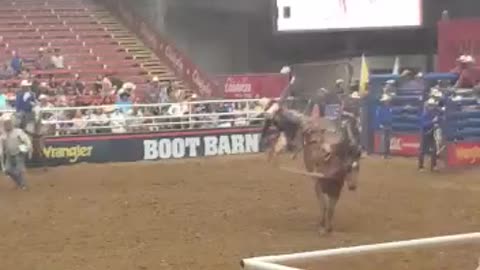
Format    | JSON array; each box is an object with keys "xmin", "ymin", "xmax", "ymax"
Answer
[{"xmin": 166, "ymin": 0, "xmax": 480, "ymax": 61}]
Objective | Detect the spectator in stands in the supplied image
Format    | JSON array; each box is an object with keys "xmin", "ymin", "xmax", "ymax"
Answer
[
  {"xmin": 19, "ymin": 69, "xmax": 31, "ymax": 81},
  {"xmin": 15, "ymin": 80, "xmax": 36, "ymax": 129},
  {"xmin": 34, "ymin": 47, "xmax": 50, "ymax": 70},
  {"xmin": 121, "ymin": 82, "xmax": 136, "ymax": 95},
  {"xmin": 146, "ymin": 76, "xmax": 161, "ymax": 104},
  {"xmin": 381, "ymin": 80, "xmax": 396, "ymax": 97},
  {"xmin": 376, "ymin": 94, "xmax": 393, "ymax": 159},
  {"xmin": 10, "ymin": 51, "xmax": 23, "ymax": 75},
  {"xmin": 38, "ymin": 82, "xmax": 49, "ymax": 96},
  {"xmin": 115, "ymin": 89, "xmax": 133, "ymax": 114},
  {"xmin": 38, "ymin": 94, "xmax": 53, "ymax": 109},
  {"xmin": 454, "ymin": 55, "xmax": 480, "ymax": 88},
  {"xmin": 70, "ymin": 110, "xmax": 87, "ymax": 135},
  {"xmin": 166, "ymin": 80, "xmax": 175, "ymax": 100},
  {"xmin": 0, "ymin": 63, "xmax": 15, "ymax": 80},
  {"xmin": 0, "ymin": 87, "xmax": 8, "ymax": 111},
  {"xmin": 418, "ymin": 98, "xmax": 439, "ymax": 172},
  {"xmin": 48, "ymin": 74, "xmax": 60, "ymax": 91},
  {"xmin": 109, "ymin": 108, "xmax": 127, "ymax": 133},
  {"xmin": 109, "ymin": 75, "xmax": 124, "ymax": 91},
  {"xmin": 54, "ymin": 87, "xmax": 68, "ymax": 107},
  {"xmin": 89, "ymin": 108, "xmax": 110, "ymax": 134},
  {"xmin": 335, "ymin": 79, "xmax": 346, "ymax": 95},
  {"xmin": 73, "ymin": 74, "xmax": 86, "ymax": 95},
  {"xmin": 50, "ymin": 48, "xmax": 65, "ymax": 69},
  {"xmin": 93, "ymin": 75, "xmax": 103, "ymax": 95}
]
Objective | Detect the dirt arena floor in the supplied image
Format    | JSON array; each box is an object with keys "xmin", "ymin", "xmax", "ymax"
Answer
[{"xmin": 0, "ymin": 155, "xmax": 479, "ymax": 270}]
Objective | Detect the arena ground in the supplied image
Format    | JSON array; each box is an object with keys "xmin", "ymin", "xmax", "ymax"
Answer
[{"xmin": 0, "ymin": 155, "xmax": 479, "ymax": 270}]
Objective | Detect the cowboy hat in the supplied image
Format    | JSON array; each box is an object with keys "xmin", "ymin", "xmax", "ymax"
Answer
[
  {"xmin": 258, "ymin": 97, "xmax": 271, "ymax": 109},
  {"xmin": 152, "ymin": 76, "xmax": 159, "ymax": 82},
  {"xmin": 280, "ymin": 66, "xmax": 291, "ymax": 74},
  {"xmin": 380, "ymin": 94, "xmax": 391, "ymax": 102},
  {"xmin": 1, "ymin": 113, "xmax": 13, "ymax": 122},
  {"xmin": 103, "ymin": 106, "xmax": 116, "ymax": 113},
  {"xmin": 426, "ymin": 98, "xmax": 437, "ymax": 105},
  {"xmin": 430, "ymin": 88, "xmax": 443, "ymax": 98},
  {"xmin": 452, "ymin": 95, "xmax": 463, "ymax": 101},
  {"xmin": 20, "ymin": 80, "xmax": 32, "ymax": 87},
  {"xmin": 122, "ymin": 82, "xmax": 136, "ymax": 90},
  {"xmin": 350, "ymin": 91, "xmax": 361, "ymax": 99},
  {"xmin": 335, "ymin": 79, "xmax": 344, "ymax": 85},
  {"xmin": 400, "ymin": 70, "xmax": 412, "ymax": 77},
  {"xmin": 386, "ymin": 79, "xmax": 396, "ymax": 85},
  {"xmin": 457, "ymin": 55, "xmax": 468, "ymax": 63},
  {"xmin": 38, "ymin": 94, "xmax": 48, "ymax": 100},
  {"xmin": 464, "ymin": 55, "xmax": 476, "ymax": 63}
]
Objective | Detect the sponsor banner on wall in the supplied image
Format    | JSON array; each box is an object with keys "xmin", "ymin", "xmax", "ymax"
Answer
[
  {"xmin": 42, "ymin": 128, "xmax": 262, "ymax": 166},
  {"xmin": 374, "ymin": 132, "xmax": 420, "ymax": 156},
  {"xmin": 103, "ymin": 0, "xmax": 220, "ymax": 97},
  {"xmin": 215, "ymin": 74, "xmax": 289, "ymax": 99},
  {"xmin": 437, "ymin": 19, "xmax": 480, "ymax": 72},
  {"xmin": 446, "ymin": 141, "xmax": 480, "ymax": 168}
]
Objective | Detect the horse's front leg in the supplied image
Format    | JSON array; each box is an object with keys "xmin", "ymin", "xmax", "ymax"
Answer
[
  {"xmin": 268, "ymin": 133, "xmax": 287, "ymax": 164},
  {"xmin": 324, "ymin": 194, "xmax": 339, "ymax": 233},
  {"xmin": 314, "ymin": 180, "xmax": 327, "ymax": 229}
]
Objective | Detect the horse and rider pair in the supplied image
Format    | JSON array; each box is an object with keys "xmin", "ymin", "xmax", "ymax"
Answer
[{"xmin": 258, "ymin": 88, "xmax": 362, "ymax": 233}]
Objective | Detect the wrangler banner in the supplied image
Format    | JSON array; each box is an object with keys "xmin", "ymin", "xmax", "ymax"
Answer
[
  {"xmin": 446, "ymin": 141, "xmax": 480, "ymax": 168},
  {"xmin": 437, "ymin": 19, "xmax": 480, "ymax": 72},
  {"xmin": 41, "ymin": 128, "xmax": 263, "ymax": 166}
]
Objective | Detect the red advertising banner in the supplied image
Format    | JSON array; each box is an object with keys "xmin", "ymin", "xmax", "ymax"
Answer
[
  {"xmin": 215, "ymin": 73, "xmax": 289, "ymax": 99},
  {"xmin": 446, "ymin": 142, "xmax": 480, "ymax": 168},
  {"xmin": 437, "ymin": 19, "xmax": 480, "ymax": 72},
  {"xmin": 374, "ymin": 132, "xmax": 420, "ymax": 156},
  {"xmin": 100, "ymin": 0, "xmax": 220, "ymax": 97}
]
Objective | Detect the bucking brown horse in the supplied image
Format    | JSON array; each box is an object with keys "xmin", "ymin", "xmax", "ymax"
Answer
[
  {"xmin": 267, "ymin": 113, "xmax": 361, "ymax": 233},
  {"xmin": 302, "ymin": 117, "xmax": 360, "ymax": 233}
]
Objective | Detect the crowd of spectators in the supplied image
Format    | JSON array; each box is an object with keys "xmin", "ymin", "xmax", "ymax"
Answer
[{"xmin": 0, "ymin": 47, "xmax": 265, "ymax": 135}]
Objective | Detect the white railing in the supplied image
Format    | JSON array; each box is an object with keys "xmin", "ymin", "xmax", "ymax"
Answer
[
  {"xmin": 241, "ymin": 232, "xmax": 480, "ymax": 270},
  {"xmin": 0, "ymin": 98, "xmax": 269, "ymax": 136}
]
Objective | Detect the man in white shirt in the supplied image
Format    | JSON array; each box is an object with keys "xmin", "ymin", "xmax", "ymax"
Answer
[
  {"xmin": 0, "ymin": 114, "xmax": 31, "ymax": 190},
  {"xmin": 50, "ymin": 48, "xmax": 65, "ymax": 69}
]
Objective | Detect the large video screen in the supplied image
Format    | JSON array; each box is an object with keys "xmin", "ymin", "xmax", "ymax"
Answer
[{"xmin": 275, "ymin": 0, "xmax": 422, "ymax": 32}]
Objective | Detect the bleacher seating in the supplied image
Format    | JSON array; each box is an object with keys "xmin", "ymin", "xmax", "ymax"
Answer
[{"xmin": 0, "ymin": 0, "xmax": 186, "ymax": 93}]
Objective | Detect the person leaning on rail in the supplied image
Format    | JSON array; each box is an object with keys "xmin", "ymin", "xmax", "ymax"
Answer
[
  {"xmin": 418, "ymin": 98, "xmax": 440, "ymax": 172},
  {"xmin": 0, "ymin": 113, "xmax": 32, "ymax": 190},
  {"xmin": 376, "ymin": 94, "xmax": 393, "ymax": 159}
]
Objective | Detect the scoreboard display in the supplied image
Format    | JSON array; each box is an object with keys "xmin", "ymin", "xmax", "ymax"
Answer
[{"xmin": 275, "ymin": 0, "xmax": 423, "ymax": 32}]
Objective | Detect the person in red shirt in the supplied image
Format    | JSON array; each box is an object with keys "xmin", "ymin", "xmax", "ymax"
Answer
[{"xmin": 453, "ymin": 55, "xmax": 480, "ymax": 88}]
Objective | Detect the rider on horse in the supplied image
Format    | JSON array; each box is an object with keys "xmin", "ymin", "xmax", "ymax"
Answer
[{"xmin": 259, "ymin": 97, "xmax": 305, "ymax": 157}]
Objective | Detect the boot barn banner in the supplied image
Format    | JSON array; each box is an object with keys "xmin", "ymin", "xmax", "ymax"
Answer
[
  {"xmin": 40, "ymin": 128, "xmax": 263, "ymax": 166},
  {"xmin": 437, "ymin": 19, "xmax": 480, "ymax": 72},
  {"xmin": 215, "ymin": 73, "xmax": 289, "ymax": 99}
]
